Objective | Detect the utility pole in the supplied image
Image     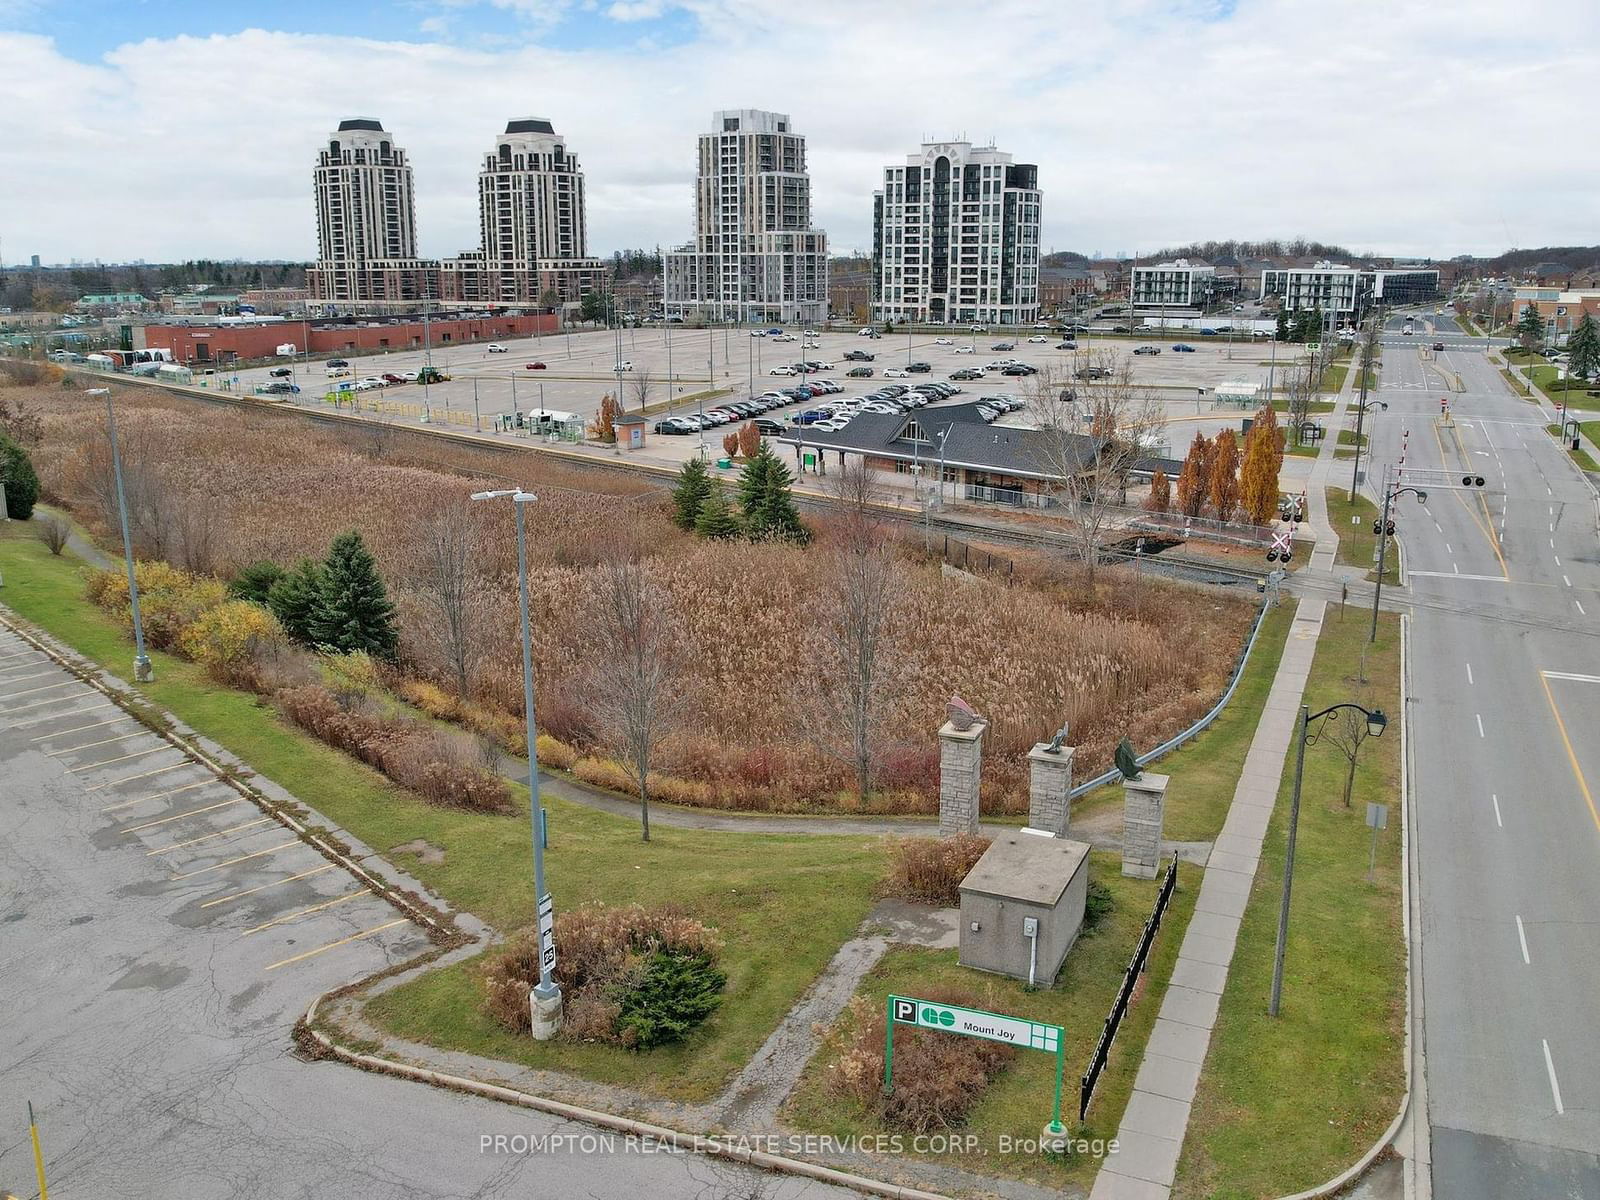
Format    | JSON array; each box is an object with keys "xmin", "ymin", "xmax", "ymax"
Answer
[{"xmin": 1350, "ymin": 309, "xmax": 1383, "ymax": 498}]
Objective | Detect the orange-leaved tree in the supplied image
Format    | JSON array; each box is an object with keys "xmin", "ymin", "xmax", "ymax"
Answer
[
  {"xmin": 1145, "ymin": 466, "xmax": 1171, "ymax": 512},
  {"xmin": 588, "ymin": 394, "xmax": 619, "ymax": 442},
  {"xmin": 1239, "ymin": 408, "xmax": 1282, "ymax": 524},
  {"xmin": 738, "ymin": 420, "xmax": 761, "ymax": 458},
  {"xmin": 1175, "ymin": 431, "xmax": 1212, "ymax": 518},
  {"xmin": 1209, "ymin": 428, "xmax": 1240, "ymax": 522},
  {"xmin": 722, "ymin": 430, "xmax": 741, "ymax": 457}
]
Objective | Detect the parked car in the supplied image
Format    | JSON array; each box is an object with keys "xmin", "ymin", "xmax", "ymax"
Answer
[
  {"xmin": 614, "ymin": 360, "xmax": 634, "ymax": 371},
  {"xmin": 269, "ymin": 367, "xmax": 293, "ymax": 378},
  {"xmin": 769, "ymin": 365, "xmax": 796, "ymax": 376},
  {"xmin": 773, "ymin": 333, "xmax": 797, "ymax": 342},
  {"xmin": 1111, "ymin": 325, "xmax": 1131, "ymax": 333},
  {"xmin": 653, "ymin": 418, "xmax": 693, "ymax": 435},
  {"xmin": 753, "ymin": 418, "xmax": 786, "ymax": 436},
  {"xmin": 905, "ymin": 362, "xmax": 932, "ymax": 373},
  {"xmin": 844, "ymin": 350, "xmax": 875, "ymax": 362},
  {"xmin": 750, "ymin": 329, "xmax": 767, "ymax": 337},
  {"xmin": 953, "ymin": 345, "xmax": 976, "ymax": 354},
  {"xmin": 933, "ymin": 337, "xmax": 954, "ymax": 346},
  {"xmin": 487, "ymin": 343, "xmax": 508, "ymax": 353},
  {"xmin": 1028, "ymin": 335, "xmax": 1047, "ymax": 343},
  {"xmin": 359, "ymin": 376, "xmax": 387, "ymax": 388},
  {"xmin": 525, "ymin": 361, "xmax": 547, "ymax": 369},
  {"xmin": 398, "ymin": 370, "xmax": 419, "ymax": 382},
  {"xmin": 1077, "ymin": 365, "xmax": 1111, "ymax": 380},
  {"xmin": 1034, "ymin": 321, "xmax": 1052, "ymax": 329},
  {"xmin": 327, "ymin": 358, "xmax": 350, "ymax": 368},
  {"xmin": 884, "ymin": 367, "xmax": 910, "ymax": 378},
  {"xmin": 975, "ymin": 404, "xmax": 1001, "ymax": 422},
  {"xmin": 1172, "ymin": 344, "xmax": 1196, "ymax": 353},
  {"xmin": 792, "ymin": 409, "xmax": 829, "ymax": 425},
  {"xmin": 1432, "ymin": 341, "xmax": 1445, "ymax": 351},
  {"xmin": 1133, "ymin": 345, "xmax": 1160, "ymax": 355},
  {"xmin": 847, "ymin": 366, "xmax": 874, "ymax": 377},
  {"xmin": 1000, "ymin": 364, "xmax": 1036, "ymax": 376},
  {"xmin": 1055, "ymin": 341, "xmax": 1077, "ymax": 350},
  {"xmin": 950, "ymin": 368, "xmax": 984, "ymax": 381},
  {"xmin": 969, "ymin": 324, "xmax": 987, "ymax": 332},
  {"xmin": 1199, "ymin": 328, "xmax": 1219, "ymax": 336},
  {"xmin": 262, "ymin": 381, "xmax": 300, "ymax": 394},
  {"xmin": 991, "ymin": 342, "xmax": 1015, "ymax": 351}
]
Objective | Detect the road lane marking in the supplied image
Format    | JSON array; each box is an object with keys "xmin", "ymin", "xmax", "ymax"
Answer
[
  {"xmin": 1541, "ymin": 671, "xmax": 1600, "ymax": 684},
  {"xmin": 1577, "ymin": 600, "xmax": 1587, "ymax": 615},
  {"xmin": 1445, "ymin": 542, "xmax": 1453, "ymax": 554},
  {"xmin": 84, "ymin": 760, "xmax": 193, "ymax": 792},
  {"xmin": 170, "ymin": 840, "xmax": 300, "ymax": 880},
  {"xmin": 1492, "ymin": 793, "xmax": 1502, "ymax": 826},
  {"xmin": 12, "ymin": 700, "xmax": 114, "ymax": 728},
  {"xmin": 32, "ymin": 716, "xmax": 132, "ymax": 741},
  {"xmin": 146, "ymin": 817, "xmax": 275, "ymax": 855},
  {"xmin": 122, "ymin": 798, "xmax": 246, "ymax": 833},
  {"xmin": 263, "ymin": 918, "xmax": 409, "ymax": 971},
  {"xmin": 1554, "ymin": 554, "xmax": 1562, "ymax": 567},
  {"xmin": 67, "ymin": 744, "xmax": 179, "ymax": 773},
  {"xmin": 1543, "ymin": 1040, "xmax": 1565, "ymax": 1115},
  {"xmin": 1476, "ymin": 713, "xmax": 1485, "ymax": 738},
  {"xmin": 199, "ymin": 864, "xmax": 338, "ymax": 909},
  {"xmin": 243, "ymin": 887, "xmax": 371, "ymax": 935},
  {"xmin": 101, "ymin": 778, "xmax": 214, "ymax": 812},
  {"xmin": 1537, "ymin": 674, "xmax": 1600, "ymax": 836},
  {"xmin": 1516, "ymin": 915, "xmax": 1531, "ymax": 964},
  {"xmin": 1407, "ymin": 571, "xmax": 1509, "ymax": 582},
  {"xmin": 1466, "ymin": 663, "xmax": 1474, "ymax": 685},
  {"xmin": 1564, "ymin": 575, "xmax": 1572, "ymax": 587}
]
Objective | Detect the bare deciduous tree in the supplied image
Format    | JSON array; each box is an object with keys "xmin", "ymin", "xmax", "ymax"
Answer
[
  {"xmin": 1028, "ymin": 351, "xmax": 1166, "ymax": 586},
  {"xmin": 628, "ymin": 370, "xmax": 654, "ymax": 413},
  {"xmin": 1285, "ymin": 363, "xmax": 1316, "ymax": 448},
  {"xmin": 586, "ymin": 549, "xmax": 679, "ymax": 841},
  {"xmin": 827, "ymin": 458, "xmax": 886, "ymax": 547},
  {"xmin": 415, "ymin": 504, "xmax": 478, "ymax": 698},
  {"xmin": 37, "ymin": 513, "xmax": 70, "ymax": 555},
  {"xmin": 1320, "ymin": 700, "xmax": 1377, "ymax": 808},
  {"xmin": 174, "ymin": 498, "xmax": 220, "ymax": 574}
]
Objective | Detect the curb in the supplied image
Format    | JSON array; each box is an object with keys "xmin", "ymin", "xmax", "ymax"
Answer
[
  {"xmin": 1270, "ymin": 611, "xmax": 1415, "ymax": 1200},
  {"xmin": 298, "ymin": 993, "xmax": 951, "ymax": 1200}
]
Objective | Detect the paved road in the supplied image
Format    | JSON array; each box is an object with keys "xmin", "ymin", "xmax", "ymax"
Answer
[
  {"xmin": 0, "ymin": 626, "xmax": 852, "ymax": 1200},
  {"xmin": 1358, "ymin": 341, "xmax": 1600, "ymax": 1196}
]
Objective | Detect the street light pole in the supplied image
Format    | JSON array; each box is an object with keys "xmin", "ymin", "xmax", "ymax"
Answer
[
  {"xmin": 1371, "ymin": 476, "xmax": 1427, "ymax": 644},
  {"xmin": 94, "ymin": 388, "xmax": 152, "ymax": 682},
  {"xmin": 470, "ymin": 488, "xmax": 562, "ymax": 1039}
]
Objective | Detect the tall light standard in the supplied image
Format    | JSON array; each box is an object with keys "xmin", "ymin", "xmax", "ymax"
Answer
[
  {"xmin": 1347, "ymin": 396, "xmax": 1386, "ymax": 500},
  {"xmin": 1371, "ymin": 476, "xmax": 1428, "ymax": 643},
  {"xmin": 88, "ymin": 388, "xmax": 152, "ymax": 682},
  {"xmin": 1269, "ymin": 701, "xmax": 1388, "ymax": 1016},
  {"xmin": 470, "ymin": 488, "xmax": 562, "ymax": 1039}
]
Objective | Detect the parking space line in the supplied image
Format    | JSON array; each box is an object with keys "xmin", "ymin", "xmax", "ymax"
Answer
[
  {"xmin": 85, "ymin": 760, "xmax": 193, "ymax": 792},
  {"xmin": 50, "ymin": 728, "xmax": 152, "ymax": 755},
  {"xmin": 12, "ymin": 700, "xmax": 115, "ymax": 728},
  {"xmin": 199, "ymin": 864, "xmax": 338, "ymax": 909},
  {"xmin": 170, "ymin": 840, "xmax": 300, "ymax": 879},
  {"xmin": 34, "ymin": 717, "xmax": 136, "ymax": 743},
  {"xmin": 243, "ymin": 887, "xmax": 371, "ymax": 935},
  {"xmin": 2, "ymin": 679, "xmax": 84, "ymax": 700},
  {"xmin": 3, "ymin": 688, "xmax": 98, "ymax": 715},
  {"xmin": 67, "ymin": 744, "xmax": 178, "ymax": 772},
  {"xmin": 0, "ymin": 669, "xmax": 59, "ymax": 686},
  {"xmin": 264, "ymin": 919, "xmax": 408, "ymax": 970},
  {"xmin": 101, "ymin": 778, "xmax": 216, "ymax": 812},
  {"xmin": 123, "ymin": 797, "xmax": 246, "ymax": 833},
  {"xmin": 0, "ymin": 649, "xmax": 45, "ymax": 663},
  {"xmin": 146, "ymin": 817, "xmax": 275, "ymax": 856}
]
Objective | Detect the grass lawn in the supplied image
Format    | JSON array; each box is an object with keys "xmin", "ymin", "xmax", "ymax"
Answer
[
  {"xmin": 1286, "ymin": 443, "xmax": 1318, "ymax": 458},
  {"xmin": 1071, "ymin": 603, "xmax": 1295, "ymax": 842},
  {"xmin": 1324, "ymin": 488, "xmax": 1399, "ymax": 585},
  {"xmin": 1319, "ymin": 363, "xmax": 1349, "ymax": 393},
  {"xmin": 1546, "ymin": 424, "xmax": 1600, "ymax": 473},
  {"xmin": 783, "ymin": 855, "xmax": 1199, "ymax": 1192},
  {"xmin": 1268, "ymin": 398, "xmax": 1336, "ymax": 414},
  {"xmin": 0, "ymin": 526, "xmax": 883, "ymax": 1101},
  {"xmin": 1336, "ymin": 429, "xmax": 1367, "ymax": 448},
  {"xmin": 1176, "ymin": 611, "xmax": 1404, "ymax": 1200}
]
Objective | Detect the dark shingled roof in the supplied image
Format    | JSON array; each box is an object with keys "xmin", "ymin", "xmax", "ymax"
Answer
[
  {"xmin": 505, "ymin": 118, "xmax": 557, "ymax": 135},
  {"xmin": 338, "ymin": 118, "xmax": 385, "ymax": 132}
]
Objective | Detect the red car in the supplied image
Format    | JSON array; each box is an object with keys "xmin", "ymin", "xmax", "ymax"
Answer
[
  {"xmin": 381, "ymin": 373, "xmax": 404, "ymax": 384},
  {"xmin": 525, "ymin": 361, "xmax": 547, "ymax": 370}
]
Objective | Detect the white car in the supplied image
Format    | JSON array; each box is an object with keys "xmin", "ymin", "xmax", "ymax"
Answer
[
  {"xmin": 358, "ymin": 376, "xmax": 386, "ymax": 388},
  {"xmin": 614, "ymin": 361, "xmax": 634, "ymax": 371},
  {"xmin": 969, "ymin": 324, "xmax": 988, "ymax": 332},
  {"xmin": 398, "ymin": 370, "xmax": 419, "ymax": 382},
  {"xmin": 883, "ymin": 368, "xmax": 911, "ymax": 378},
  {"xmin": 353, "ymin": 379, "xmax": 380, "ymax": 391},
  {"xmin": 769, "ymin": 365, "xmax": 797, "ymax": 376},
  {"xmin": 486, "ymin": 343, "xmax": 508, "ymax": 353},
  {"xmin": 858, "ymin": 327, "xmax": 875, "ymax": 336},
  {"xmin": 750, "ymin": 330, "xmax": 767, "ymax": 337},
  {"xmin": 934, "ymin": 337, "xmax": 953, "ymax": 346},
  {"xmin": 773, "ymin": 333, "xmax": 797, "ymax": 343},
  {"xmin": 984, "ymin": 361, "xmax": 1012, "ymax": 372},
  {"xmin": 1028, "ymin": 335, "xmax": 1048, "ymax": 343},
  {"xmin": 813, "ymin": 418, "xmax": 850, "ymax": 432},
  {"xmin": 953, "ymin": 346, "xmax": 976, "ymax": 354}
]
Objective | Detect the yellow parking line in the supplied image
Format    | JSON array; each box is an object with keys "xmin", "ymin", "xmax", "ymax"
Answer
[
  {"xmin": 14, "ymin": 700, "xmax": 115, "ymax": 728},
  {"xmin": 146, "ymin": 817, "xmax": 275, "ymax": 856},
  {"xmin": 2, "ymin": 679, "xmax": 81, "ymax": 699},
  {"xmin": 264, "ymin": 919, "xmax": 408, "ymax": 970},
  {"xmin": 243, "ymin": 887, "xmax": 371, "ymax": 935},
  {"xmin": 85, "ymin": 760, "xmax": 194, "ymax": 792},
  {"xmin": 101, "ymin": 779, "xmax": 216, "ymax": 812},
  {"xmin": 33, "ymin": 715, "xmax": 132, "ymax": 741},
  {"xmin": 48, "ymin": 729, "xmax": 149, "ymax": 756},
  {"xmin": 170, "ymin": 840, "xmax": 300, "ymax": 880},
  {"xmin": 123, "ymin": 798, "xmax": 245, "ymax": 833},
  {"xmin": 199, "ymin": 864, "xmax": 337, "ymax": 908},
  {"xmin": 0, "ymin": 670, "xmax": 58, "ymax": 686},
  {"xmin": 67, "ymin": 744, "xmax": 176, "ymax": 772},
  {"xmin": 1538, "ymin": 673, "xmax": 1600, "ymax": 836},
  {"xmin": 3, "ymin": 688, "xmax": 95, "ymax": 715}
]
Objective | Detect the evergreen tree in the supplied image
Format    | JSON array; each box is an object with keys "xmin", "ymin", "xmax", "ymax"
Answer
[
  {"xmin": 1274, "ymin": 310, "xmax": 1289, "ymax": 341},
  {"xmin": 738, "ymin": 443, "xmax": 807, "ymax": 542},
  {"xmin": 693, "ymin": 483, "xmax": 742, "ymax": 539},
  {"xmin": 229, "ymin": 560, "xmax": 285, "ymax": 604},
  {"xmin": 311, "ymin": 531, "xmax": 399, "ymax": 659},
  {"xmin": 736, "ymin": 442, "xmax": 775, "ymax": 521},
  {"xmin": 0, "ymin": 433, "xmax": 40, "ymax": 521},
  {"xmin": 671, "ymin": 458, "xmax": 714, "ymax": 530},
  {"xmin": 1567, "ymin": 312, "xmax": 1600, "ymax": 379},
  {"xmin": 1517, "ymin": 304, "xmax": 1545, "ymax": 351},
  {"xmin": 267, "ymin": 558, "xmax": 324, "ymax": 644}
]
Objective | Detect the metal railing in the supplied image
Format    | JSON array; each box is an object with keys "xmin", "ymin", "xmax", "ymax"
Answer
[
  {"xmin": 1067, "ymin": 594, "xmax": 1271, "ymax": 801},
  {"xmin": 1081, "ymin": 851, "xmax": 1180, "ymax": 1120}
]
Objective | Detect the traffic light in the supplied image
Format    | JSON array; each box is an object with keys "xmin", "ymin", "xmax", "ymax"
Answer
[
  {"xmin": 1386, "ymin": 521, "xmax": 1396, "ymax": 536},
  {"xmin": 1461, "ymin": 475, "xmax": 1485, "ymax": 487},
  {"xmin": 1267, "ymin": 549, "xmax": 1279, "ymax": 562},
  {"xmin": 1372, "ymin": 520, "xmax": 1382, "ymax": 534}
]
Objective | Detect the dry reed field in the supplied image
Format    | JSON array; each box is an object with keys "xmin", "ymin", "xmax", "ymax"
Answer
[{"xmin": 19, "ymin": 380, "xmax": 1254, "ymax": 814}]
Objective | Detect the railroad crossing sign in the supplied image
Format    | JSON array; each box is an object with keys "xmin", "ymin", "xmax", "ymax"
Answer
[
  {"xmin": 886, "ymin": 994, "xmax": 1067, "ymax": 1133},
  {"xmin": 1267, "ymin": 526, "xmax": 1295, "ymax": 562},
  {"xmin": 538, "ymin": 892, "xmax": 557, "ymax": 975}
]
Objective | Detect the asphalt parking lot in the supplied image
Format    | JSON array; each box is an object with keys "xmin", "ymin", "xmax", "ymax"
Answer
[{"xmin": 0, "ymin": 622, "xmax": 853, "ymax": 1197}]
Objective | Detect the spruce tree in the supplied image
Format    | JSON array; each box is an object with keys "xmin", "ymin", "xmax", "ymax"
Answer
[
  {"xmin": 671, "ymin": 458, "xmax": 714, "ymax": 530},
  {"xmin": 693, "ymin": 483, "xmax": 742, "ymax": 539},
  {"xmin": 740, "ymin": 444, "xmax": 807, "ymax": 542},
  {"xmin": 736, "ymin": 441, "xmax": 774, "ymax": 522},
  {"xmin": 0, "ymin": 433, "xmax": 40, "ymax": 521},
  {"xmin": 229, "ymin": 561, "xmax": 285, "ymax": 604},
  {"xmin": 1517, "ymin": 304, "xmax": 1545, "ymax": 351},
  {"xmin": 1567, "ymin": 312, "xmax": 1600, "ymax": 380},
  {"xmin": 1274, "ymin": 310, "xmax": 1289, "ymax": 342},
  {"xmin": 310, "ymin": 531, "xmax": 399, "ymax": 659},
  {"xmin": 267, "ymin": 558, "xmax": 324, "ymax": 644}
]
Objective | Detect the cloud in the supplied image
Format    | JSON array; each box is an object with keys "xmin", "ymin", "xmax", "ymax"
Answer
[
  {"xmin": 604, "ymin": 0, "xmax": 665, "ymax": 19},
  {"xmin": 1, "ymin": 2, "xmax": 1597, "ymax": 264}
]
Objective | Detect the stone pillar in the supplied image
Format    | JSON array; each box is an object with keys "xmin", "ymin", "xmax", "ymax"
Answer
[
  {"xmin": 1027, "ymin": 743, "xmax": 1074, "ymax": 837},
  {"xmin": 938, "ymin": 720, "xmax": 987, "ymax": 835},
  {"xmin": 1122, "ymin": 772, "xmax": 1169, "ymax": 878}
]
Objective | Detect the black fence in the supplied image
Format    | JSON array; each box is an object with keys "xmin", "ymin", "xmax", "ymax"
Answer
[
  {"xmin": 1079, "ymin": 851, "xmax": 1180, "ymax": 1122},
  {"xmin": 938, "ymin": 533, "xmax": 1016, "ymax": 584}
]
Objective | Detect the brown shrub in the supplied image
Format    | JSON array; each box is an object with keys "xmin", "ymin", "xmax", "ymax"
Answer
[
  {"xmin": 882, "ymin": 835, "xmax": 992, "ymax": 906},
  {"xmin": 828, "ymin": 987, "xmax": 1017, "ymax": 1132},
  {"xmin": 535, "ymin": 733, "xmax": 578, "ymax": 771},
  {"xmin": 572, "ymin": 755, "xmax": 637, "ymax": 794}
]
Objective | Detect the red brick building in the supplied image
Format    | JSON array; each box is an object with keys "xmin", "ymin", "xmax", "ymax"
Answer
[{"xmin": 127, "ymin": 313, "xmax": 558, "ymax": 365}]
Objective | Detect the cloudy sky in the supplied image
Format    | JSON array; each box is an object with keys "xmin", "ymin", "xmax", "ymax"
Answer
[{"xmin": 2, "ymin": 0, "xmax": 1595, "ymax": 265}]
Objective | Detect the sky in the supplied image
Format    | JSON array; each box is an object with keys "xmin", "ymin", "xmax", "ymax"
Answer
[{"xmin": 2, "ymin": 0, "xmax": 1596, "ymax": 266}]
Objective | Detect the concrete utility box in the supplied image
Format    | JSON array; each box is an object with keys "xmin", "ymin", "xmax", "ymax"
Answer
[{"xmin": 958, "ymin": 832, "xmax": 1092, "ymax": 986}]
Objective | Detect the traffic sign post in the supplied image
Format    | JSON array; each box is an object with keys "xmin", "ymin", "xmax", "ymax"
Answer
[
  {"xmin": 538, "ymin": 892, "xmax": 556, "ymax": 976},
  {"xmin": 1365, "ymin": 803, "xmax": 1388, "ymax": 881},
  {"xmin": 885, "ymin": 994, "xmax": 1067, "ymax": 1134}
]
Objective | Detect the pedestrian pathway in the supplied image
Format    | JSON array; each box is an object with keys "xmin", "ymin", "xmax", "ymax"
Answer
[
  {"xmin": 1089, "ymin": 596, "xmax": 1327, "ymax": 1200},
  {"xmin": 1304, "ymin": 352, "xmax": 1362, "ymax": 573}
]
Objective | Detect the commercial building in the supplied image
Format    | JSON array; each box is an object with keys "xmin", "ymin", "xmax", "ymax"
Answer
[
  {"xmin": 663, "ymin": 110, "xmax": 829, "ymax": 325},
  {"xmin": 1130, "ymin": 259, "xmax": 1216, "ymax": 314},
  {"xmin": 1259, "ymin": 261, "xmax": 1440, "ymax": 319},
  {"xmin": 310, "ymin": 119, "xmax": 425, "ymax": 304},
  {"xmin": 125, "ymin": 312, "xmax": 555, "ymax": 365},
  {"xmin": 1506, "ymin": 288, "xmax": 1600, "ymax": 345},
  {"xmin": 872, "ymin": 140, "xmax": 1041, "ymax": 327}
]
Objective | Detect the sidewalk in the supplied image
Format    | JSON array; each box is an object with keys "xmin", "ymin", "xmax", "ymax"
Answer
[
  {"xmin": 1304, "ymin": 351, "xmax": 1362, "ymax": 572},
  {"xmin": 1089, "ymin": 596, "xmax": 1327, "ymax": 1200}
]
